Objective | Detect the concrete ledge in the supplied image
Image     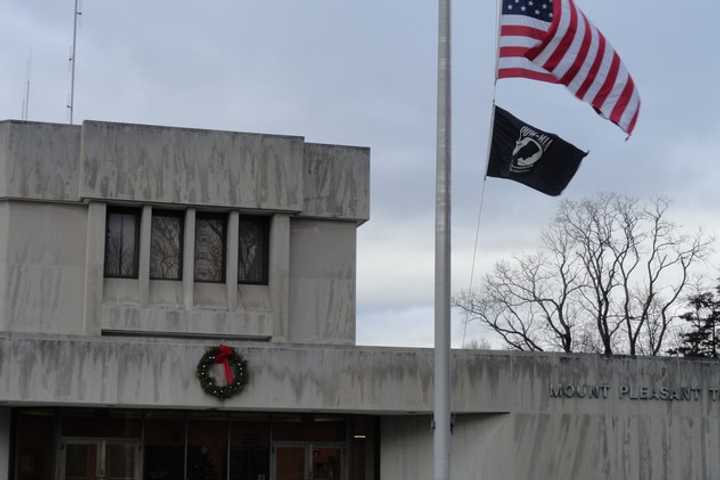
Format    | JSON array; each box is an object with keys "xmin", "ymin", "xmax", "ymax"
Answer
[
  {"xmin": 101, "ymin": 304, "xmax": 274, "ymax": 339},
  {"xmin": 0, "ymin": 333, "xmax": 719, "ymax": 417}
]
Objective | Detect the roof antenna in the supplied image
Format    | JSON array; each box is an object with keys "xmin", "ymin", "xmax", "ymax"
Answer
[
  {"xmin": 67, "ymin": 0, "xmax": 82, "ymax": 124},
  {"xmin": 21, "ymin": 51, "xmax": 32, "ymax": 121}
]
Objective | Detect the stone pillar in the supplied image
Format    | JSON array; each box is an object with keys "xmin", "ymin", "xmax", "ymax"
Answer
[
  {"xmin": 270, "ymin": 214, "xmax": 290, "ymax": 342},
  {"xmin": 82, "ymin": 202, "xmax": 106, "ymax": 335},
  {"xmin": 139, "ymin": 206, "xmax": 153, "ymax": 305},
  {"xmin": 183, "ymin": 208, "xmax": 196, "ymax": 310},
  {"xmin": 226, "ymin": 211, "xmax": 240, "ymax": 311},
  {"xmin": 0, "ymin": 408, "xmax": 10, "ymax": 480}
]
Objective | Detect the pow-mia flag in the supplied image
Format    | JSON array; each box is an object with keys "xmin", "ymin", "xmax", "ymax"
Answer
[{"xmin": 488, "ymin": 106, "xmax": 587, "ymax": 196}]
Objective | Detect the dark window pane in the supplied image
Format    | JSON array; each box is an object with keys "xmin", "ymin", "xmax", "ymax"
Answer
[
  {"xmin": 104, "ymin": 209, "xmax": 139, "ymax": 278},
  {"xmin": 65, "ymin": 444, "xmax": 96, "ymax": 478},
  {"xmin": 238, "ymin": 217, "xmax": 269, "ymax": 285},
  {"xmin": 272, "ymin": 416, "xmax": 346, "ymax": 442},
  {"xmin": 61, "ymin": 413, "xmax": 142, "ymax": 437},
  {"xmin": 195, "ymin": 214, "xmax": 226, "ymax": 283},
  {"xmin": 275, "ymin": 447, "xmax": 305, "ymax": 480},
  {"xmin": 150, "ymin": 212, "xmax": 183, "ymax": 280},
  {"xmin": 144, "ymin": 418, "xmax": 185, "ymax": 480},
  {"xmin": 312, "ymin": 447, "xmax": 342, "ymax": 480},
  {"xmin": 14, "ymin": 412, "xmax": 55, "ymax": 480},
  {"xmin": 187, "ymin": 421, "xmax": 227, "ymax": 480},
  {"xmin": 106, "ymin": 443, "xmax": 136, "ymax": 479},
  {"xmin": 230, "ymin": 421, "xmax": 270, "ymax": 480}
]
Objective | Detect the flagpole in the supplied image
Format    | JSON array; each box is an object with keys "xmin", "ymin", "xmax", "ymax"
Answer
[{"xmin": 433, "ymin": 0, "xmax": 452, "ymax": 478}]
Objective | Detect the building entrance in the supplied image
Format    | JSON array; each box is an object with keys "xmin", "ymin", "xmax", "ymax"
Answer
[
  {"xmin": 13, "ymin": 409, "xmax": 378, "ymax": 480},
  {"xmin": 272, "ymin": 443, "xmax": 344, "ymax": 480},
  {"xmin": 57, "ymin": 438, "xmax": 140, "ymax": 480}
]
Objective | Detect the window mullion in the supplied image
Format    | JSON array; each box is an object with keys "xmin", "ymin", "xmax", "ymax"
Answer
[
  {"xmin": 118, "ymin": 214, "xmax": 125, "ymax": 277},
  {"xmin": 226, "ymin": 212, "xmax": 240, "ymax": 311},
  {"xmin": 139, "ymin": 206, "xmax": 152, "ymax": 305},
  {"xmin": 183, "ymin": 209, "xmax": 196, "ymax": 310}
]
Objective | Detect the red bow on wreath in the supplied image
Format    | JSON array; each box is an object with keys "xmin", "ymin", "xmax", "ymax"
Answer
[{"xmin": 215, "ymin": 344, "xmax": 235, "ymax": 384}]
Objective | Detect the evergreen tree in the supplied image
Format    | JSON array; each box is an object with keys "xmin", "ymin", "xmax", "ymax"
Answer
[{"xmin": 668, "ymin": 290, "xmax": 720, "ymax": 358}]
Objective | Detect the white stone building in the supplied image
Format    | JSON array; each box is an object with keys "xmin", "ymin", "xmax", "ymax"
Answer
[{"xmin": 0, "ymin": 119, "xmax": 719, "ymax": 480}]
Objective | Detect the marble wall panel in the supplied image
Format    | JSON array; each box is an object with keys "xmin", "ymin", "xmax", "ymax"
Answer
[
  {"xmin": 382, "ymin": 412, "xmax": 720, "ymax": 480},
  {"xmin": 302, "ymin": 143, "xmax": 370, "ymax": 222},
  {"xmin": 381, "ymin": 415, "xmax": 513, "ymax": 480},
  {"xmin": 80, "ymin": 121, "xmax": 304, "ymax": 210},
  {"xmin": 0, "ymin": 202, "xmax": 87, "ymax": 334},
  {"xmin": 0, "ymin": 121, "xmax": 81, "ymax": 201},
  {"xmin": 288, "ymin": 219, "xmax": 356, "ymax": 344}
]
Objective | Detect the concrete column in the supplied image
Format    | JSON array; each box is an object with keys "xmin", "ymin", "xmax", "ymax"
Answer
[
  {"xmin": 82, "ymin": 202, "xmax": 106, "ymax": 335},
  {"xmin": 0, "ymin": 408, "xmax": 8, "ymax": 480},
  {"xmin": 139, "ymin": 206, "xmax": 152, "ymax": 305},
  {"xmin": 226, "ymin": 211, "xmax": 240, "ymax": 311},
  {"xmin": 270, "ymin": 214, "xmax": 290, "ymax": 342},
  {"xmin": 183, "ymin": 208, "xmax": 196, "ymax": 310}
]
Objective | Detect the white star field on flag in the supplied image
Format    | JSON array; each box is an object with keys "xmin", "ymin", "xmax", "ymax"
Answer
[{"xmin": 504, "ymin": 0, "xmax": 553, "ymax": 21}]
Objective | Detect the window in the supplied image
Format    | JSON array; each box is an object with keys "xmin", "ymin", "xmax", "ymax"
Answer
[
  {"xmin": 150, "ymin": 210, "xmax": 184, "ymax": 281},
  {"xmin": 238, "ymin": 216, "xmax": 269, "ymax": 285},
  {"xmin": 104, "ymin": 208, "xmax": 140, "ymax": 278},
  {"xmin": 194, "ymin": 213, "xmax": 227, "ymax": 283}
]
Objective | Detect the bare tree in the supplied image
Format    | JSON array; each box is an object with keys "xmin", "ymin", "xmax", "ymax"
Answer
[
  {"xmin": 455, "ymin": 194, "xmax": 712, "ymax": 356},
  {"xmin": 454, "ymin": 240, "xmax": 585, "ymax": 353}
]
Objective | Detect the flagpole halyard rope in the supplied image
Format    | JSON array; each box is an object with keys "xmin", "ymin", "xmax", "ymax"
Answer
[
  {"xmin": 461, "ymin": 0, "xmax": 503, "ymax": 348},
  {"xmin": 462, "ymin": 175, "xmax": 489, "ymax": 347}
]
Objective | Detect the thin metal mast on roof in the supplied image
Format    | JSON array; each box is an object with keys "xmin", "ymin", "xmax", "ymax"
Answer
[
  {"xmin": 21, "ymin": 51, "xmax": 32, "ymax": 121},
  {"xmin": 68, "ymin": 0, "xmax": 82, "ymax": 124}
]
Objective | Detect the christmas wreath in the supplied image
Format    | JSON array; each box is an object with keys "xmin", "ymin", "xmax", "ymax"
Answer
[{"xmin": 196, "ymin": 344, "xmax": 248, "ymax": 400}]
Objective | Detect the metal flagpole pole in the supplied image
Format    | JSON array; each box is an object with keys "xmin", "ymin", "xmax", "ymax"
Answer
[{"xmin": 433, "ymin": 0, "xmax": 452, "ymax": 478}]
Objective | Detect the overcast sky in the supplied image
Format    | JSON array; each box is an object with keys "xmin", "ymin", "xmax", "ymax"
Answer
[{"xmin": 2, "ymin": 0, "xmax": 718, "ymax": 349}]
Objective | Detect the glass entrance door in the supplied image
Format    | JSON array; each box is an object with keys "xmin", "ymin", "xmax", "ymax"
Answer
[
  {"xmin": 272, "ymin": 444, "xmax": 344, "ymax": 480},
  {"xmin": 59, "ymin": 439, "xmax": 139, "ymax": 480},
  {"xmin": 310, "ymin": 447, "xmax": 341, "ymax": 480},
  {"xmin": 64, "ymin": 443, "xmax": 98, "ymax": 480},
  {"xmin": 275, "ymin": 446, "xmax": 306, "ymax": 480}
]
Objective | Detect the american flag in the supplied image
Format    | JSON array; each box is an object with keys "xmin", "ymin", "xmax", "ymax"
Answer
[{"xmin": 498, "ymin": 0, "xmax": 640, "ymax": 136}]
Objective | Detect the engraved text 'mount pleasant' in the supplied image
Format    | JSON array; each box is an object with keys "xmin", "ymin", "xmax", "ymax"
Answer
[{"xmin": 549, "ymin": 384, "xmax": 720, "ymax": 402}]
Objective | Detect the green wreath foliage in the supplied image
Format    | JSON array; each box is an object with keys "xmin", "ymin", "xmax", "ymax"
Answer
[{"xmin": 196, "ymin": 346, "xmax": 248, "ymax": 400}]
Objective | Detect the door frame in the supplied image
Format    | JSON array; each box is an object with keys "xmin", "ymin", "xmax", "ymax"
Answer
[
  {"xmin": 56, "ymin": 437, "xmax": 142, "ymax": 480},
  {"xmin": 270, "ymin": 441, "xmax": 347, "ymax": 480}
]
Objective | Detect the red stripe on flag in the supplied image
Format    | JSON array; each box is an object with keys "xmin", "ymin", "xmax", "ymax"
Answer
[
  {"xmin": 526, "ymin": 0, "xmax": 564, "ymax": 60},
  {"xmin": 544, "ymin": 0, "xmax": 579, "ymax": 71},
  {"xmin": 576, "ymin": 33, "xmax": 606, "ymax": 99},
  {"xmin": 498, "ymin": 68, "xmax": 560, "ymax": 84},
  {"xmin": 610, "ymin": 77, "xmax": 636, "ymax": 124},
  {"xmin": 500, "ymin": 46, "xmax": 530, "ymax": 57},
  {"xmin": 560, "ymin": 13, "xmax": 592, "ymax": 85},
  {"xmin": 626, "ymin": 103, "xmax": 640, "ymax": 136},
  {"xmin": 592, "ymin": 53, "xmax": 621, "ymax": 108},
  {"xmin": 501, "ymin": 26, "xmax": 547, "ymax": 41}
]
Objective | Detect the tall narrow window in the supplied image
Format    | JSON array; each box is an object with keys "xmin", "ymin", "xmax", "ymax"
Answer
[
  {"xmin": 238, "ymin": 216, "xmax": 269, "ymax": 285},
  {"xmin": 150, "ymin": 210, "xmax": 184, "ymax": 281},
  {"xmin": 194, "ymin": 213, "xmax": 227, "ymax": 283},
  {"xmin": 104, "ymin": 208, "xmax": 140, "ymax": 278}
]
